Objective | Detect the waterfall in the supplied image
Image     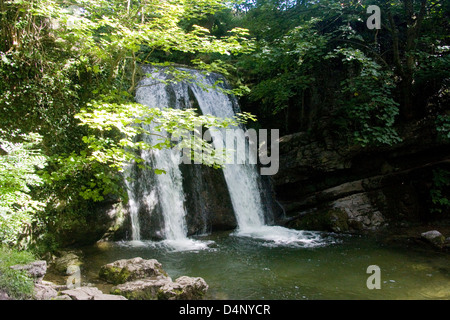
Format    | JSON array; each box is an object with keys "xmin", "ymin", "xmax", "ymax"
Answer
[
  {"xmin": 125, "ymin": 68, "xmax": 214, "ymax": 250},
  {"xmin": 184, "ymin": 73, "xmax": 268, "ymax": 232},
  {"xmin": 123, "ymin": 168, "xmax": 141, "ymax": 241},
  {"xmin": 126, "ymin": 66, "xmax": 323, "ymax": 249},
  {"xmin": 183, "ymin": 70, "xmax": 322, "ymax": 247}
]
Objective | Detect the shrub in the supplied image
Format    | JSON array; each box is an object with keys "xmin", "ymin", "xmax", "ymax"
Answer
[{"xmin": 0, "ymin": 246, "xmax": 36, "ymax": 299}]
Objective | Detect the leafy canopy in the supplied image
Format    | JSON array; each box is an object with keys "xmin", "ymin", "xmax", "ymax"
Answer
[{"xmin": 0, "ymin": 0, "xmax": 256, "ymax": 246}]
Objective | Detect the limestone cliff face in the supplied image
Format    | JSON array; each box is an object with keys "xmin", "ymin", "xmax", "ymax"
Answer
[{"xmin": 273, "ymin": 119, "xmax": 450, "ymax": 233}]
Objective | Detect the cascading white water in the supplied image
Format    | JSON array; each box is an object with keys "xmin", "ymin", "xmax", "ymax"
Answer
[
  {"xmin": 123, "ymin": 167, "xmax": 141, "ymax": 241},
  {"xmin": 186, "ymin": 71, "xmax": 323, "ymax": 247},
  {"xmin": 185, "ymin": 74, "xmax": 267, "ymax": 232},
  {"xmin": 125, "ymin": 68, "xmax": 213, "ymax": 250},
  {"xmin": 127, "ymin": 66, "xmax": 323, "ymax": 249}
]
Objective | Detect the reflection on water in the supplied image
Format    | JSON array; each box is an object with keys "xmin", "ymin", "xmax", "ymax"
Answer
[{"xmin": 79, "ymin": 231, "xmax": 450, "ymax": 300}]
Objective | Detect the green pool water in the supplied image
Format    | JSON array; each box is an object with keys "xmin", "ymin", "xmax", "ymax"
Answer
[{"xmin": 79, "ymin": 231, "xmax": 450, "ymax": 300}]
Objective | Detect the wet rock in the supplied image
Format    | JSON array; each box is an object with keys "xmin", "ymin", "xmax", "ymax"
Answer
[
  {"xmin": 51, "ymin": 295, "xmax": 73, "ymax": 300},
  {"xmin": 445, "ymin": 237, "xmax": 450, "ymax": 248},
  {"xmin": 92, "ymin": 293, "xmax": 129, "ymax": 300},
  {"xmin": 34, "ymin": 283, "xmax": 58, "ymax": 300},
  {"xmin": 157, "ymin": 276, "xmax": 209, "ymax": 300},
  {"xmin": 288, "ymin": 208, "xmax": 349, "ymax": 233},
  {"xmin": 111, "ymin": 275, "xmax": 172, "ymax": 300},
  {"xmin": 55, "ymin": 200, "xmax": 127, "ymax": 247},
  {"xmin": 105, "ymin": 258, "xmax": 209, "ymax": 300},
  {"xmin": 287, "ymin": 193, "xmax": 386, "ymax": 233},
  {"xmin": 274, "ymin": 122, "xmax": 450, "ymax": 234},
  {"xmin": 111, "ymin": 275, "xmax": 209, "ymax": 300},
  {"xmin": 52, "ymin": 251, "xmax": 82, "ymax": 275},
  {"xmin": 181, "ymin": 164, "xmax": 237, "ymax": 235},
  {"xmin": 5, "ymin": 255, "xmax": 129, "ymax": 300},
  {"xmin": 327, "ymin": 209, "xmax": 349, "ymax": 232},
  {"xmin": 332, "ymin": 193, "xmax": 386, "ymax": 232},
  {"xmin": 61, "ymin": 286, "xmax": 127, "ymax": 300},
  {"xmin": 421, "ymin": 230, "xmax": 446, "ymax": 248},
  {"xmin": 99, "ymin": 257, "xmax": 167, "ymax": 285}
]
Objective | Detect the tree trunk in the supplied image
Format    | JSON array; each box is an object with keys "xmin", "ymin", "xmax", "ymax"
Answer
[{"xmin": 387, "ymin": 0, "xmax": 428, "ymax": 120}]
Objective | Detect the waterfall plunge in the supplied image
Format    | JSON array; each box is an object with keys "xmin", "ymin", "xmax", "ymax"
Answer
[
  {"xmin": 125, "ymin": 67, "xmax": 323, "ymax": 249},
  {"xmin": 124, "ymin": 67, "xmax": 214, "ymax": 250}
]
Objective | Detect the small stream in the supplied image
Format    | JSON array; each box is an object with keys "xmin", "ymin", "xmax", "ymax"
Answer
[{"xmin": 77, "ymin": 231, "xmax": 450, "ymax": 300}]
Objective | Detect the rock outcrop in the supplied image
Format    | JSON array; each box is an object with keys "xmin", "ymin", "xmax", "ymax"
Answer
[
  {"xmin": 8, "ymin": 255, "xmax": 127, "ymax": 300},
  {"xmin": 34, "ymin": 282, "xmax": 59, "ymax": 300},
  {"xmin": 111, "ymin": 275, "xmax": 172, "ymax": 300},
  {"xmin": 48, "ymin": 200, "xmax": 128, "ymax": 247},
  {"xmin": 421, "ymin": 230, "xmax": 446, "ymax": 248},
  {"xmin": 274, "ymin": 119, "xmax": 450, "ymax": 233},
  {"xmin": 101, "ymin": 257, "xmax": 209, "ymax": 300},
  {"xmin": 110, "ymin": 275, "xmax": 209, "ymax": 300},
  {"xmin": 9, "ymin": 260, "xmax": 57, "ymax": 300},
  {"xmin": 52, "ymin": 251, "xmax": 82, "ymax": 275},
  {"xmin": 157, "ymin": 276, "xmax": 209, "ymax": 300},
  {"xmin": 6, "ymin": 256, "xmax": 207, "ymax": 300},
  {"xmin": 8, "ymin": 259, "xmax": 128, "ymax": 300},
  {"xmin": 59, "ymin": 286, "xmax": 127, "ymax": 300},
  {"xmin": 99, "ymin": 257, "xmax": 167, "ymax": 285}
]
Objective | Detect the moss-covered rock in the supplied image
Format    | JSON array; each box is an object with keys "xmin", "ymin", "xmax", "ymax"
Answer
[
  {"xmin": 99, "ymin": 257, "xmax": 167, "ymax": 285},
  {"xmin": 110, "ymin": 276, "xmax": 171, "ymax": 300},
  {"xmin": 110, "ymin": 275, "xmax": 209, "ymax": 300},
  {"xmin": 288, "ymin": 208, "xmax": 349, "ymax": 233},
  {"xmin": 52, "ymin": 251, "xmax": 82, "ymax": 275},
  {"xmin": 157, "ymin": 276, "xmax": 209, "ymax": 300},
  {"xmin": 99, "ymin": 266, "xmax": 130, "ymax": 285},
  {"xmin": 421, "ymin": 230, "xmax": 446, "ymax": 248},
  {"xmin": 103, "ymin": 257, "xmax": 209, "ymax": 300}
]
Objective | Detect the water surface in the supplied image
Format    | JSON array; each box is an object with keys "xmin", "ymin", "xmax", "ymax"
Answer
[{"xmin": 80, "ymin": 231, "xmax": 450, "ymax": 300}]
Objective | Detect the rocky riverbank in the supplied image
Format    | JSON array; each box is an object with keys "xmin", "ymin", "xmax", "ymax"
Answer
[
  {"xmin": 99, "ymin": 257, "xmax": 208, "ymax": 300},
  {"xmin": 4, "ymin": 253, "xmax": 208, "ymax": 300}
]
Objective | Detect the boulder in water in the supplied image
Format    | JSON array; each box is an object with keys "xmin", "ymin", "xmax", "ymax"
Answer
[
  {"xmin": 111, "ymin": 275, "xmax": 171, "ymax": 300},
  {"xmin": 111, "ymin": 275, "xmax": 208, "ymax": 300},
  {"xmin": 52, "ymin": 251, "xmax": 82, "ymax": 275},
  {"xmin": 103, "ymin": 257, "xmax": 209, "ymax": 300},
  {"xmin": 421, "ymin": 230, "xmax": 446, "ymax": 248},
  {"xmin": 99, "ymin": 257, "xmax": 167, "ymax": 285},
  {"xmin": 157, "ymin": 276, "xmax": 209, "ymax": 300}
]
